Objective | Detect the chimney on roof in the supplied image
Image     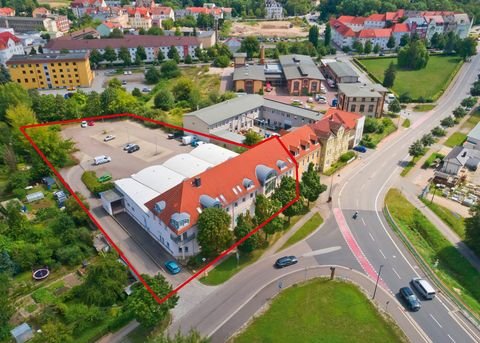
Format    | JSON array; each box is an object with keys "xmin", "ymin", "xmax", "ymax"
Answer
[
  {"xmin": 193, "ymin": 177, "xmax": 201, "ymax": 187},
  {"xmin": 259, "ymin": 45, "xmax": 265, "ymax": 65}
]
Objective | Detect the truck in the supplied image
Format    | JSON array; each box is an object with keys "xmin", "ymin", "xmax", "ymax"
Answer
[{"xmin": 182, "ymin": 136, "xmax": 197, "ymax": 145}]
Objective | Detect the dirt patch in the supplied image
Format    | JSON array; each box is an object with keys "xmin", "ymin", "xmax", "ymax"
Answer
[{"xmin": 231, "ymin": 21, "xmax": 307, "ymax": 38}]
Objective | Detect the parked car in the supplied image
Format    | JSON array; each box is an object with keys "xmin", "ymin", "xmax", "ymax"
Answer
[
  {"xmin": 275, "ymin": 256, "xmax": 298, "ymax": 268},
  {"xmin": 87, "ymin": 121, "xmax": 94, "ymax": 126},
  {"xmin": 167, "ymin": 133, "xmax": 175, "ymax": 139},
  {"xmin": 93, "ymin": 155, "xmax": 111, "ymax": 165},
  {"xmin": 104, "ymin": 135, "xmax": 116, "ymax": 142},
  {"xmin": 165, "ymin": 260, "xmax": 181, "ymax": 274},
  {"xmin": 127, "ymin": 144, "xmax": 140, "ymax": 153},
  {"xmin": 81, "ymin": 120, "xmax": 87, "ymax": 128},
  {"xmin": 307, "ymin": 97, "xmax": 314, "ymax": 103},
  {"xmin": 399, "ymin": 286, "xmax": 421, "ymax": 311},
  {"xmin": 67, "ymin": 86, "xmax": 76, "ymax": 91},
  {"xmin": 353, "ymin": 145, "xmax": 367, "ymax": 153},
  {"xmin": 123, "ymin": 143, "xmax": 135, "ymax": 151},
  {"xmin": 97, "ymin": 173, "xmax": 112, "ymax": 183},
  {"xmin": 121, "ymin": 80, "xmax": 127, "ymax": 85},
  {"xmin": 142, "ymin": 87, "xmax": 151, "ymax": 92},
  {"xmin": 411, "ymin": 277, "xmax": 436, "ymax": 300}
]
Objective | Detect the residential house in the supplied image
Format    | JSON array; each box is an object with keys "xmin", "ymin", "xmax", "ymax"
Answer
[
  {"xmin": 127, "ymin": 7, "xmax": 152, "ymax": 30},
  {"xmin": 322, "ymin": 108, "xmax": 364, "ymax": 148},
  {"xmin": 151, "ymin": 6, "xmax": 174, "ymax": 27},
  {"xmin": 224, "ymin": 37, "xmax": 242, "ymax": 53},
  {"xmin": 265, "ymin": 0, "xmax": 283, "ymax": 20},
  {"xmin": 391, "ymin": 23, "xmax": 410, "ymax": 46},
  {"xmin": 96, "ymin": 21, "xmax": 123, "ymax": 36},
  {"xmin": 32, "ymin": 7, "xmax": 51, "ymax": 18},
  {"xmin": 0, "ymin": 31, "xmax": 24, "ymax": 65},
  {"xmin": 0, "ymin": 16, "xmax": 60, "ymax": 33},
  {"xmin": 58, "ymin": 27, "xmax": 100, "ymax": 40},
  {"xmin": 466, "ymin": 122, "xmax": 480, "ymax": 150},
  {"xmin": 425, "ymin": 15, "xmax": 445, "ymax": 41},
  {"xmin": 186, "ymin": 4, "xmax": 232, "ymax": 20},
  {"xmin": 364, "ymin": 13, "xmax": 386, "ymax": 29},
  {"xmin": 70, "ymin": 0, "xmax": 107, "ymax": 17},
  {"xmin": 337, "ymin": 83, "xmax": 387, "ymax": 117},
  {"xmin": 280, "ymin": 125, "xmax": 321, "ymax": 176},
  {"xmin": 441, "ymin": 146, "xmax": 478, "ymax": 175},
  {"xmin": 279, "ymin": 54, "xmax": 325, "ymax": 95},
  {"xmin": 0, "ymin": 7, "xmax": 15, "ymax": 17},
  {"xmin": 44, "ymin": 35, "xmax": 202, "ymax": 63},
  {"xmin": 356, "ymin": 28, "xmax": 392, "ymax": 50}
]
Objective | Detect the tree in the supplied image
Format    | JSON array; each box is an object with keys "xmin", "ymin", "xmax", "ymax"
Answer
[
  {"xmin": 63, "ymin": 303, "xmax": 102, "ymax": 335},
  {"xmin": 184, "ymin": 54, "xmax": 193, "ymax": 64},
  {"xmin": 240, "ymin": 36, "xmax": 260, "ymax": 59},
  {"xmin": 352, "ymin": 41, "xmax": 363, "ymax": 54},
  {"xmin": 197, "ymin": 13, "xmax": 214, "ymax": 29},
  {"xmin": 118, "ymin": 46, "xmax": 131, "ymax": 66},
  {"xmin": 30, "ymin": 321, "xmax": 73, "ymax": 343},
  {"xmin": 161, "ymin": 60, "xmax": 180, "ymax": 79},
  {"xmin": 234, "ymin": 211, "xmax": 260, "ymax": 253},
  {"xmin": 109, "ymin": 27, "xmax": 124, "ymax": 38},
  {"xmin": 461, "ymin": 97, "xmax": 477, "ymax": 108},
  {"xmin": 272, "ymin": 176, "xmax": 303, "ymax": 222},
  {"xmin": 136, "ymin": 45, "xmax": 147, "ymax": 61},
  {"xmin": 65, "ymin": 192, "xmax": 90, "ymax": 225},
  {"xmin": 399, "ymin": 34, "xmax": 409, "ymax": 47},
  {"xmin": 373, "ymin": 43, "xmax": 380, "ymax": 54},
  {"xmin": 38, "ymin": 45, "xmax": 44, "ymax": 53},
  {"xmin": 213, "ymin": 55, "xmax": 230, "ymax": 68},
  {"xmin": 421, "ymin": 133, "xmax": 435, "ymax": 146},
  {"xmin": 386, "ymin": 35, "xmax": 396, "ymax": 49},
  {"xmin": 0, "ymin": 82, "xmax": 31, "ymax": 119},
  {"xmin": 397, "ymin": 40, "xmax": 429, "ymax": 70},
  {"xmin": 300, "ymin": 163, "xmax": 326, "ymax": 206},
  {"xmin": 197, "ymin": 208, "xmax": 233, "ymax": 256},
  {"xmin": 74, "ymin": 255, "xmax": 128, "ymax": 306},
  {"xmin": 147, "ymin": 26, "xmax": 164, "ymax": 35},
  {"xmin": 324, "ymin": 23, "xmax": 331, "ymax": 46},
  {"xmin": 0, "ymin": 274, "xmax": 13, "ymax": 340},
  {"xmin": 167, "ymin": 46, "xmax": 180, "ymax": 63},
  {"xmin": 364, "ymin": 40, "xmax": 372, "ymax": 54},
  {"xmin": 440, "ymin": 116, "xmax": 455, "ymax": 127},
  {"xmin": 465, "ymin": 204, "xmax": 480, "ymax": 255},
  {"xmin": 308, "ymin": 25, "xmax": 319, "ymax": 47},
  {"xmin": 409, "ymin": 140, "xmax": 424, "ymax": 157},
  {"xmin": 471, "ymin": 81, "xmax": 480, "ymax": 97},
  {"xmin": 244, "ymin": 130, "xmax": 263, "ymax": 146},
  {"xmin": 154, "ymin": 89, "xmax": 174, "ymax": 110},
  {"xmin": 89, "ymin": 48, "xmax": 103, "ymax": 68},
  {"xmin": 0, "ymin": 64, "xmax": 11, "ymax": 84},
  {"xmin": 431, "ymin": 126, "xmax": 446, "ymax": 137},
  {"xmin": 453, "ymin": 106, "xmax": 467, "ymax": 119},
  {"xmin": 29, "ymin": 46, "xmax": 37, "ymax": 55},
  {"xmin": 157, "ymin": 49, "xmax": 165, "ymax": 63},
  {"xmin": 103, "ymin": 46, "xmax": 117, "ymax": 65},
  {"xmin": 388, "ymin": 99, "xmax": 401, "ymax": 113},
  {"xmin": 162, "ymin": 18, "xmax": 174, "ymax": 30},
  {"xmin": 172, "ymin": 78, "xmax": 199, "ymax": 107},
  {"xmin": 254, "ymin": 194, "xmax": 283, "ymax": 239},
  {"xmin": 444, "ymin": 31, "xmax": 458, "ymax": 53},
  {"xmin": 383, "ymin": 62, "xmax": 396, "ymax": 88},
  {"xmin": 457, "ymin": 37, "xmax": 477, "ymax": 61},
  {"xmin": 145, "ymin": 66, "xmax": 161, "ymax": 84},
  {"xmin": 126, "ymin": 274, "xmax": 178, "ymax": 327}
]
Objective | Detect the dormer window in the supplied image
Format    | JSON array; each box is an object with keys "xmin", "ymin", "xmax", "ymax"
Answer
[
  {"xmin": 154, "ymin": 201, "xmax": 166, "ymax": 214},
  {"xmin": 170, "ymin": 212, "xmax": 190, "ymax": 230}
]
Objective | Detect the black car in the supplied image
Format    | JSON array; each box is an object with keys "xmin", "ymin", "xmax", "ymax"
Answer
[
  {"xmin": 399, "ymin": 287, "xmax": 421, "ymax": 311},
  {"xmin": 127, "ymin": 144, "xmax": 140, "ymax": 153},
  {"xmin": 275, "ymin": 256, "xmax": 298, "ymax": 268}
]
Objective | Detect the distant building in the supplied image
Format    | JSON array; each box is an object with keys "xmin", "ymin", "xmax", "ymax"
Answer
[
  {"xmin": 7, "ymin": 52, "xmax": 94, "ymax": 89},
  {"xmin": 0, "ymin": 7, "xmax": 15, "ymax": 17},
  {"xmin": 58, "ymin": 27, "xmax": 100, "ymax": 40},
  {"xmin": 185, "ymin": 4, "xmax": 232, "ymax": 20},
  {"xmin": 466, "ymin": 122, "xmax": 480, "ymax": 150},
  {"xmin": 337, "ymin": 83, "xmax": 387, "ymax": 117},
  {"xmin": 265, "ymin": 0, "xmax": 283, "ymax": 20},
  {"xmin": 70, "ymin": 0, "xmax": 107, "ymax": 17},
  {"xmin": 278, "ymin": 54, "xmax": 325, "ymax": 95},
  {"xmin": 0, "ymin": 16, "xmax": 60, "ymax": 33},
  {"xmin": 224, "ymin": 37, "xmax": 242, "ymax": 53},
  {"xmin": 0, "ymin": 31, "xmax": 24, "ymax": 65},
  {"xmin": 233, "ymin": 64, "xmax": 265, "ymax": 93},
  {"xmin": 127, "ymin": 7, "xmax": 152, "ymax": 30},
  {"xmin": 10, "ymin": 323, "xmax": 33, "ymax": 343},
  {"xmin": 150, "ymin": 6, "xmax": 174, "ymax": 27},
  {"xmin": 96, "ymin": 21, "xmax": 123, "ymax": 36},
  {"xmin": 321, "ymin": 60, "xmax": 359, "ymax": 84},
  {"xmin": 32, "ymin": 7, "xmax": 51, "ymax": 18}
]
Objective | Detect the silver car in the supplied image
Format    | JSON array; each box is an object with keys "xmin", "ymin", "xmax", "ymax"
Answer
[{"xmin": 104, "ymin": 135, "xmax": 116, "ymax": 142}]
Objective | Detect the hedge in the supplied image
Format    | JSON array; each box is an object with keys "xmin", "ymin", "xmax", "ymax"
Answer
[{"xmin": 81, "ymin": 171, "xmax": 114, "ymax": 195}]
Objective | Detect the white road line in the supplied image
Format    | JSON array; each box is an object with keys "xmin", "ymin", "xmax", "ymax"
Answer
[
  {"xmin": 361, "ymin": 218, "xmax": 366, "ymax": 226},
  {"xmin": 368, "ymin": 232, "xmax": 375, "ymax": 242},
  {"xmin": 379, "ymin": 249, "xmax": 386, "ymax": 259},
  {"xmin": 447, "ymin": 334, "xmax": 456, "ymax": 343},
  {"xmin": 302, "ymin": 246, "xmax": 342, "ymax": 257},
  {"xmin": 429, "ymin": 314, "xmax": 443, "ymax": 328},
  {"xmin": 392, "ymin": 267, "xmax": 401, "ymax": 279}
]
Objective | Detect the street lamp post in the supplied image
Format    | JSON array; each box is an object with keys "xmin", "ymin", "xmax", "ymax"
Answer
[
  {"xmin": 372, "ymin": 264, "xmax": 384, "ymax": 300},
  {"xmin": 431, "ymin": 185, "xmax": 437, "ymax": 204}
]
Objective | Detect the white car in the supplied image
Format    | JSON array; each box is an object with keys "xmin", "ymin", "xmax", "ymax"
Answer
[
  {"xmin": 123, "ymin": 143, "xmax": 135, "ymax": 151},
  {"xmin": 318, "ymin": 99, "xmax": 327, "ymax": 104},
  {"xmin": 104, "ymin": 135, "xmax": 116, "ymax": 142},
  {"xmin": 81, "ymin": 120, "xmax": 87, "ymax": 128}
]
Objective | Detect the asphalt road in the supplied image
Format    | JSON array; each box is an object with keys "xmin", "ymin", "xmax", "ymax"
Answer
[{"xmin": 169, "ymin": 51, "xmax": 480, "ymax": 342}]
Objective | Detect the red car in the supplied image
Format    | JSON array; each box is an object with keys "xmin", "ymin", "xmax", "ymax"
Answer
[{"xmin": 87, "ymin": 121, "xmax": 94, "ymax": 126}]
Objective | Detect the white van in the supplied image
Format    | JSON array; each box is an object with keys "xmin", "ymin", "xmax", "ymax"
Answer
[
  {"xmin": 93, "ymin": 155, "xmax": 112, "ymax": 165},
  {"xmin": 411, "ymin": 277, "xmax": 436, "ymax": 299},
  {"xmin": 386, "ymin": 93, "xmax": 395, "ymax": 104}
]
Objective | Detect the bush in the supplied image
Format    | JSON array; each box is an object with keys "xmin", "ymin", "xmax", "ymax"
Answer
[
  {"xmin": 339, "ymin": 151, "xmax": 356, "ymax": 162},
  {"xmin": 360, "ymin": 134, "xmax": 377, "ymax": 149},
  {"xmin": 213, "ymin": 55, "xmax": 230, "ymax": 68},
  {"xmin": 431, "ymin": 126, "xmax": 446, "ymax": 137},
  {"xmin": 363, "ymin": 117, "xmax": 378, "ymax": 133},
  {"xmin": 399, "ymin": 92, "xmax": 412, "ymax": 103},
  {"xmin": 440, "ymin": 116, "xmax": 455, "ymax": 128},
  {"xmin": 154, "ymin": 89, "xmax": 174, "ymax": 110},
  {"xmin": 81, "ymin": 171, "xmax": 114, "ymax": 195}
]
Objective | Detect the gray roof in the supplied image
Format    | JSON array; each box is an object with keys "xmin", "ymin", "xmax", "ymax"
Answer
[
  {"xmin": 467, "ymin": 122, "xmax": 480, "ymax": 141},
  {"xmin": 234, "ymin": 52, "xmax": 247, "ymax": 57},
  {"xmin": 233, "ymin": 65, "xmax": 266, "ymax": 81},
  {"xmin": 278, "ymin": 54, "xmax": 324, "ymax": 81},
  {"xmin": 184, "ymin": 94, "xmax": 322, "ymax": 125},
  {"xmin": 327, "ymin": 61, "xmax": 358, "ymax": 78},
  {"xmin": 338, "ymin": 83, "xmax": 387, "ymax": 97},
  {"xmin": 11, "ymin": 323, "xmax": 33, "ymax": 343},
  {"xmin": 6, "ymin": 52, "xmax": 88, "ymax": 64},
  {"xmin": 444, "ymin": 146, "xmax": 469, "ymax": 166},
  {"xmin": 214, "ymin": 129, "xmax": 246, "ymax": 143}
]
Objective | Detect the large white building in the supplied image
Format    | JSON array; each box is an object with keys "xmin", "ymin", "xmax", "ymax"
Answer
[
  {"xmin": 101, "ymin": 141, "xmax": 295, "ymax": 259},
  {"xmin": 0, "ymin": 31, "xmax": 24, "ymax": 65},
  {"xmin": 265, "ymin": 0, "xmax": 283, "ymax": 20}
]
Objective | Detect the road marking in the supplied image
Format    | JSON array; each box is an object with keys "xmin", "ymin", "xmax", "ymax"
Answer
[
  {"xmin": 361, "ymin": 218, "xmax": 366, "ymax": 226},
  {"xmin": 429, "ymin": 314, "xmax": 443, "ymax": 328},
  {"xmin": 379, "ymin": 249, "xmax": 386, "ymax": 259},
  {"xmin": 302, "ymin": 246, "xmax": 341, "ymax": 257},
  {"xmin": 392, "ymin": 267, "xmax": 401, "ymax": 279},
  {"xmin": 368, "ymin": 232, "xmax": 375, "ymax": 241},
  {"xmin": 356, "ymin": 199, "xmax": 359, "ymax": 207},
  {"xmin": 448, "ymin": 334, "xmax": 456, "ymax": 343}
]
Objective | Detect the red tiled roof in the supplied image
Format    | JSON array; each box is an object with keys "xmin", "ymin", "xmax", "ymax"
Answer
[
  {"xmin": 0, "ymin": 32, "xmax": 20, "ymax": 48},
  {"xmin": 102, "ymin": 21, "xmax": 122, "ymax": 28},
  {"xmin": 45, "ymin": 35, "xmax": 200, "ymax": 50},
  {"xmin": 330, "ymin": 19, "xmax": 356, "ymax": 37},
  {"xmin": 358, "ymin": 28, "xmax": 392, "ymax": 38},
  {"xmin": 280, "ymin": 126, "xmax": 320, "ymax": 161},
  {"xmin": 367, "ymin": 13, "xmax": 385, "ymax": 22},
  {"xmin": 323, "ymin": 108, "xmax": 361, "ymax": 130},
  {"xmin": 392, "ymin": 23, "xmax": 410, "ymax": 32},
  {"xmin": 338, "ymin": 15, "xmax": 365, "ymax": 25},
  {"xmin": 150, "ymin": 6, "xmax": 172, "ymax": 15},
  {"xmin": 127, "ymin": 6, "xmax": 150, "ymax": 17},
  {"xmin": 144, "ymin": 138, "xmax": 295, "ymax": 235},
  {"xmin": 385, "ymin": 9, "xmax": 404, "ymax": 21},
  {"xmin": 0, "ymin": 7, "xmax": 14, "ymax": 16}
]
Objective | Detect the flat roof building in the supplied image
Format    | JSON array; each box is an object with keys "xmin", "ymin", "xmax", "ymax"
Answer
[{"xmin": 321, "ymin": 60, "xmax": 359, "ymax": 84}]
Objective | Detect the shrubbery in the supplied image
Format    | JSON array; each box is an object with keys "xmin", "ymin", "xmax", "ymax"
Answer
[
  {"xmin": 81, "ymin": 171, "xmax": 114, "ymax": 195},
  {"xmin": 339, "ymin": 151, "xmax": 355, "ymax": 162}
]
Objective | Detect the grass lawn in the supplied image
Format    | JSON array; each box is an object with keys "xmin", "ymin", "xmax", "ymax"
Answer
[
  {"xmin": 461, "ymin": 109, "xmax": 480, "ymax": 130},
  {"xmin": 444, "ymin": 132, "xmax": 467, "ymax": 147},
  {"xmin": 402, "ymin": 118, "xmax": 411, "ymax": 128},
  {"xmin": 358, "ymin": 56, "xmax": 463, "ymax": 100},
  {"xmin": 277, "ymin": 213, "xmax": 323, "ymax": 252},
  {"xmin": 385, "ymin": 189, "xmax": 480, "ymax": 316},
  {"xmin": 413, "ymin": 104, "xmax": 436, "ymax": 112},
  {"xmin": 232, "ymin": 279, "xmax": 407, "ymax": 343},
  {"xmin": 422, "ymin": 152, "xmax": 444, "ymax": 169},
  {"xmin": 420, "ymin": 197, "xmax": 465, "ymax": 238}
]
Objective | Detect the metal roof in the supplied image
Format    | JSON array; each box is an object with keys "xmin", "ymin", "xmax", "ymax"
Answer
[
  {"xmin": 326, "ymin": 61, "xmax": 358, "ymax": 78},
  {"xmin": 131, "ymin": 165, "xmax": 185, "ymax": 194},
  {"xmin": 338, "ymin": 83, "xmax": 387, "ymax": 97},
  {"xmin": 278, "ymin": 54, "xmax": 325, "ymax": 81},
  {"xmin": 467, "ymin": 122, "xmax": 480, "ymax": 141},
  {"xmin": 233, "ymin": 64, "xmax": 266, "ymax": 81},
  {"xmin": 190, "ymin": 142, "xmax": 239, "ymax": 164},
  {"xmin": 263, "ymin": 98, "xmax": 322, "ymax": 121},
  {"xmin": 115, "ymin": 178, "xmax": 159, "ymax": 212},
  {"xmin": 162, "ymin": 154, "xmax": 213, "ymax": 178}
]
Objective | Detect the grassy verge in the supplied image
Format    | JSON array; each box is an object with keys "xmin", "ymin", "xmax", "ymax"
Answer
[
  {"xmin": 422, "ymin": 152, "xmax": 444, "ymax": 169},
  {"xmin": 413, "ymin": 104, "xmax": 436, "ymax": 112},
  {"xmin": 386, "ymin": 189, "xmax": 480, "ymax": 316},
  {"xmin": 232, "ymin": 279, "xmax": 407, "ymax": 343},
  {"xmin": 277, "ymin": 213, "xmax": 323, "ymax": 252},
  {"xmin": 420, "ymin": 197, "xmax": 465, "ymax": 238},
  {"xmin": 400, "ymin": 149, "xmax": 427, "ymax": 177},
  {"xmin": 461, "ymin": 109, "xmax": 480, "ymax": 130},
  {"xmin": 357, "ymin": 56, "xmax": 463, "ymax": 101},
  {"xmin": 369, "ymin": 118, "xmax": 397, "ymax": 146},
  {"xmin": 402, "ymin": 118, "xmax": 411, "ymax": 128},
  {"xmin": 444, "ymin": 132, "xmax": 467, "ymax": 147}
]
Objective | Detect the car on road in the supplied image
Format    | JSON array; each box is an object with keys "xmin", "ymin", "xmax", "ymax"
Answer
[
  {"xmin": 104, "ymin": 135, "xmax": 116, "ymax": 142},
  {"xmin": 127, "ymin": 144, "xmax": 140, "ymax": 153},
  {"xmin": 275, "ymin": 256, "xmax": 298, "ymax": 268},
  {"xmin": 87, "ymin": 121, "xmax": 94, "ymax": 126},
  {"xmin": 399, "ymin": 286, "xmax": 421, "ymax": 311},
  {"xmin": 81, "ymin": 120, "xmax": 87, "ymax": 128},
  {"xmin": 123, "ymin": 143, "xmax": 135, "ymax": 151},
  {"xmin": 411, "ymin": 277, "xmax": 436, "ymax": 300},
  {"xmin": 93, "ymin": 155, "xmax": 112, "ymax": 165},
  {"xmin": 67, "ymin": 86, "xmax": 76, "ymax": 91},
  {"xmin": 121, "ymin": 80, "xmax": 127, "ymax": 85},
  {"xmin": 142, "ymin": 87, "xmax": 151, "ymax": 92},
  {"xmin": 353, "ymin": 145, "xmax": 367, "ymax": 153},
  {"xmin": 165, "ymin": 260, "xmax": 181, "ymax": 274}
]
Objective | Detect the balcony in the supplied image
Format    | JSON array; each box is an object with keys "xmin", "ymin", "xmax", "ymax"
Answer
[{"xmin": 170, "ymin": 233, "xmax": 196, "ymax": 244}]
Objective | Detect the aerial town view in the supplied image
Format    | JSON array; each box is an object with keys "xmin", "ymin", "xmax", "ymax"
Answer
[{"xmin": 0, "ymin": 0, "xmax": 480, "ymax": 342}]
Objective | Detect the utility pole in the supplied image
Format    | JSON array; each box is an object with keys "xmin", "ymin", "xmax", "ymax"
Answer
[{"xmin": 372, "ymin": 264, "xmax": 384, "ymax": 300}]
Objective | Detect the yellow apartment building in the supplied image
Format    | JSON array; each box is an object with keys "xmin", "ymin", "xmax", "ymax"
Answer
[{"xmin": 6, "ymin": 52, "xmax": 94, "ymax": 90}]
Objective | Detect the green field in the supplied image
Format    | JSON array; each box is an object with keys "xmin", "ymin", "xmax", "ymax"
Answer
[
  {"xmin": 358, "ymin": 56, "xmax": 463, "ymax": 100},
  {"xmin": 278, "ymin": 213, "xmax": 323, "ymax": 251},
  {"xmin": 233, "ymin": 279, "xmax": 406, "ymax": 343},
  {"xmin": 445, "ymin": 132, "xmax": 467, "ymax": 147}
]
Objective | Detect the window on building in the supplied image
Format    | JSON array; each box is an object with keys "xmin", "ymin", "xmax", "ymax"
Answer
[
  {"xmin": 16, "ymin": 79, "xmax": 20, "ymax": 83},
  {"xmin": 22, "ymin": 70, "xmax": 26, "ymax": 74},
  {"xmin": 29, "ymin": 70, "xmax": 33, "ymax": 74},
  {"xmin": 235, "ymin": 202, "xmax": 238, "ymax": 207},
  {"xmin": 185, "ymin": 246, "xmax": 189, "ymax": 252},
  {"xmin": 352, "ymin": 97, "xmax": 356, "ymax": 101},
  {"xmin": 24, "ymin": 78, "xmax": 28, "ymax": 83},
  {"xmin": 368, "ymin": 104, "xmax": 374, "ymax": 112},
  {"xmin": 359, "ymin": 104, "xmax": 365, "ymax": 112},
  {"xmin": 59, "ymin": 69, "xmax": 63, "ymax": 73},
  {"xmin": 350, "ymin": 105, "xmax": 356, "ymax": 112},
  {"xmin": 32, "ymin": 78, "xmax": 35, "ymax": 82},
  {"xmin": 179, "ymin": 247, "xmax": 182, "ymax": 253}
]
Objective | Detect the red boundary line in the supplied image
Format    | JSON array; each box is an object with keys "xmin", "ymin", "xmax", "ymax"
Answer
[{"xmin": 20, "ymin": 113, "xmax": 300, "ymax": 305}]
